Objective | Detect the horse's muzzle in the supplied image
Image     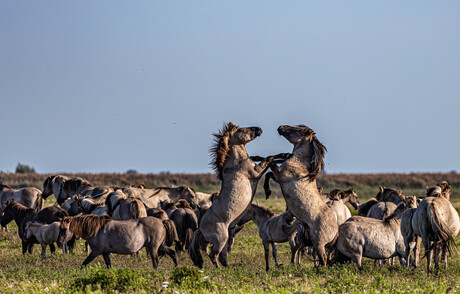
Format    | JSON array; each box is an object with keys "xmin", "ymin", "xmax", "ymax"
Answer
[{"xmin": 252, "ymin": 127, "xmax": 263, "ymax": 137}]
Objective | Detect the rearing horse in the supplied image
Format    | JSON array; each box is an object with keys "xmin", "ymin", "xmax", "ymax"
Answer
[
  {"xmin": 188, "ymin": 122, "xmax": 285, "ymax": 268},
  {"xmin": 264, "ymin": 125, "xmax": 338, "ymax": 266}
]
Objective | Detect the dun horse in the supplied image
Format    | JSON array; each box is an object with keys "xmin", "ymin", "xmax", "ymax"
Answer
[
  {"xmin": 189, "ymin": 122, "xmax": 286, "ymax": 268},
  {"xmin": 241, "ymin": 203, "xmax": 297, "ymax": 271},
  {"xmin": 411, "ymin": 184, "xmax": 459, "ymax": 272},
  {"xmin": 336, "ymin": 202, "xmax": 408, "ymax": 267},
  {"xmin": 42, "ymin": 175, "xmax": 113, "ymax": 205},
  {"xmin": 58, "ymin": 215, "xmax": 179, "ymax": 269},
  {"xmin": 264, "ymin": 125, "xmax": 338, "ymax": 266},
  {"xmin": 25, "ymin": 222, "xmax": 68, "ymax": 258},
  {"xmin": 0, "ymin": 182, "xmax": 43, "ymax": 230},
  {"xmin": 326, "ymin": 190, "xmax": 352, "ymax": 225}
]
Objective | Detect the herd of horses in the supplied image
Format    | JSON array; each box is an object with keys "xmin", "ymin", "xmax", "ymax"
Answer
[{"xmin": 1, "ymin": 122, "xmax": 459, "ymax": 274}]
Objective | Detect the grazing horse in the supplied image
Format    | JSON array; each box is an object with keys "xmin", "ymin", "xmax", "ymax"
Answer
[
  {"xmin": 264, "ymin": 125, "xmax": 338, "ymax": 266},
  {"xmin": 242, "ymin": 203, "xmax": 297, "ymax": 271},
  {"xmin": 105, "ymin": 190, "xmax": 147, "ymax": 220},
  {"xmin": 411, "ymin": 194, "xmax": 459, "ymax": 272},
  {"xmin": 336, "ymin": 202, "xmax": 408, "ymax": 267},
  {"xmin": 24, "ymin": 222, "xmax": 68, "ymax": 258},
  {"xmin": 57, "ymin": 215, "xmax": 179, "ymax": 269},
  {"xmin": 189, "ymin": 122, "xmax": 285, "ymax": 268},
  {"xmin": 162, "ymin": 200, "xmax": 198, "ymax": 252},
  {"xmin": 0, "ymin": 182, "xmax": 43, "ymax": 230},
  {"xmin": 123, "ymin": 186, "xmax": 197, "ymax": 209},
  {"xmin": 75, "ymin": 196, "xmax": 109, "ymax": 216},
  {"xmin": 1, "ymin": 201, "xmax": 69, "ymax": 254},
  {"xmin": 42, "ymin": 175, "xmax": 113, "ymax": 205},
  {"xmin": 326, "ymin": 190, "xmax": 352, "ymax": 225}
]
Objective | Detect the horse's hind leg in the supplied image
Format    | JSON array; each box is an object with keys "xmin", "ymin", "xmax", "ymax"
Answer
[
  {"xmin": 434, "ymin": 243, "xmax": 441, "ymax": 270},
  {"xmin": 102, "ymin": 253, "xmax": 112, "ymax": 268},
  {"xmin": 49, "ymin": 243, "xmax": 56, "ymax": 254},
  {"xmin": 414, "ymin": 236, "xmax": 421, "ymax": 268},
  {"xmin": 441, "ymin": 242, "xmax": 448, "ymax": 268},
  {"xmin": 263, "ymin": 242, "xmax": 270, "ymax": 271},
  {"xmin": 160, "ymin": 244, "xmax": 177, "ymax": 266},
  {"xmin": 209, "ymin": 242, "xmax": 226, "ymax": 268}
]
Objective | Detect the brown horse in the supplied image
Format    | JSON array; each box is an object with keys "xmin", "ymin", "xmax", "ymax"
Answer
[
  {"xmin": 189, "ymin": 122, "xmax": 286, "ymax": 268},
  {"xmin": 264, "ymin": 125, "xmax": 338, "ymax": 266},
  {"xmin": 162, "ymin": 200, "xmax": 198, "ymax": 252},
  {"xmin": 57, "ymin": 215, "xmax": 178, "ymax": 269}
]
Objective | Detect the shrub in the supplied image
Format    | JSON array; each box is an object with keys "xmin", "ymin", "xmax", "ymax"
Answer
[{"xmin": 15, "ymin": 163, "xmax": 35, "ymax": 174}]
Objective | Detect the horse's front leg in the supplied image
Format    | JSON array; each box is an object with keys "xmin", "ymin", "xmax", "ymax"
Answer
[
  {"xmin": 272, "ymin": 242, "xmax": 279, "ymax": 268},
  {"xmin": 102, "ymin": 253, "xmax": 112, "ymax": 268},
  {"xmin": 81, "ymin": 251, "xmax": 99, "ymax": 268},
  {"xmin": 251, "ymin": 153, "xmax": 290, "ymax": 179},
  {"xmin": 263, "ymin": 241, "xmax": 270, "ymax": 271}
]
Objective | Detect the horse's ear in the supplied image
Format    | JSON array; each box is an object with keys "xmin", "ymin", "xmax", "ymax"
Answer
[
  {"xmin": 379, "ymin": 186, "xmax": 384, "ymax": 193},
  {"xmin": 318, "ymin": 187, "xmax": 323, "ymax": 194}
]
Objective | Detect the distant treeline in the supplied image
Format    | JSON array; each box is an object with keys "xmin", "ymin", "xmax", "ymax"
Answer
[{"xmin": 1, "ymin": 172, "xmax": 459, "ymax": 192}]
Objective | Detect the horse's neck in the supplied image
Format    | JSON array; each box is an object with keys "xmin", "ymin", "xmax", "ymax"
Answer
[
  {"xmin": 14, "ymin": 209, "xmax": 33, "ymax": 227},
  {"xmin": 227, "ymin": 145, "xmax": 248, "ymax": 162},
  {"xmin": 252, "ymin": 212, "xmax": 270, "ymax": 229}
]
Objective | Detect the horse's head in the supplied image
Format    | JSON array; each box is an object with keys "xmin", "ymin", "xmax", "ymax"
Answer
[
  {"xmin": 61, "ymin": 197, "xmax": 81, "ymax": 216},
  {"xmin": 344, "ymin": 188, "xmax": 360, "ymax": 210},
  {"xmin": 277, "ymin": 125, "xmax": 327, "ymax": 181},
  {"xmin": 179, "ymin": 187, "xmax": 197, "ymax": 209},
  {"xmin": 211, "ymin": 122, "xmax": 263, "ymax": 180},
  {"xmin": 404, "ymin": 195, "xmax": 418, "ymax": 209},
  {"xmin": 0, "ymin": 181, "xmax": 12, "ymax": 191},
  {"xmin": 57, "ymin": 217, "xmax": 73, "ymax": 248},
  {"xmin": 1, "ymin": 200, "xmax": 31, "ymax": 227}
]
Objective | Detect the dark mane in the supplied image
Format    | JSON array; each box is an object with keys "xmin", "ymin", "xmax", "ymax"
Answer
[
  {"xmin": 357, "ymin": 198, "xmax": 378, "ymax": 216},
  {"xmin": 0, "ymin": 181, "xmax": 12, "ymax": 190},
  {"xmin": 210, "ymin": 122, "xmax": 239, "ymax": 181},
  {"xmin": 328, "ymin": 189, "xmax": 344, "ymax": 201},
  {"xmin": 64, "ymin": 177, "xmax": 91, "ymax": 192},
  {"xmin": 65, "ymin": 215, "xmax": 111, "ymax": 239},
  {"xmin": 303, "ymin": 126, "xmax": 327, "ymax": 181},
  {"xmin": 6, "ymin": 201, "xmax": 34, "ymax": 213},
  {"xmin": 161, "ymin": 200, "xmax": 175, "ymax": 211},
  {"xmin": 376, "ymin": 187, "xmax": 404, "ymax": 202},
  {"xmin": 252, "ymin": 203, "xmax": 275, "ymax": 217}
]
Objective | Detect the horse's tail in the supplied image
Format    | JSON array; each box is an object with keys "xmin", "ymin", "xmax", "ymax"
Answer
[
  {"xmin": 326, "ymin": 230, "xmax": 340, "ymax": 265},
  {"xmin": 427, "ymin": 201, "xmax": 458, "ymax": 255},
  {"xmin": 184, "ymin": 212, "xmax": 198, "ymax": 250},
  {"xmin": 162, "ymin": 219, "xmax": 179, "ymax": 247},
  {"xmin": 188, "ymin": 229, "xmax": 205, "ymax": 268},
  {"xmin": 263, "ymin": 172, "xmax": 274, "ymax": 199},
  {"xmin": 130, "ymin": 200, "xmax": 147, "ymax": 219},
  {"xmin": 36, "ymin": 191, "xmax": 44, "ymax": 211}
]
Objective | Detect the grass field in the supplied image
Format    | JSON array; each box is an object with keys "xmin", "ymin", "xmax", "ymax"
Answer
[{"xmin": 0, "ymin": 196, "xmax": 459, "ymax": 294}]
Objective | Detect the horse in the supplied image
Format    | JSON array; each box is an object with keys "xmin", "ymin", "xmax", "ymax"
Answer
[
  {"xmin": 411, "ymin": 195, "xmax": 459, "ymax": 272},
  {"xmin": 42, "ymin": 175, "xmax": 113, "ymax": 205},
  {"xmin": 326, "ymin": 190, "xmax": 352, "ymax": 225},
  {"xmin": 1, "ymin": 200, "xmax": 70, "ymax": 254},
  {"xmin": 0, "ymin": 182, "xmax": 43, "ymax": 230},
  {"xmin": 400, "ymin": 196, "xmax": 421, "ymax": 267},
  {"xmin": 320, "ymin": 188, "xmax": 359, "ymax": 211},
  {"xmin": 376, "ymin": 186, "xmax": 405, "ymax": 204},
  {"xmin": 105, "ymin": 190, "xmax": 147, "ymax": 220},
  {"xmin": 264, "ymin": 125, "xmax": 338, "ymax": 266},
  {"xmin": 162, "ymin": 199, "xmax": 198, "ymax": 252},
  {"xmin": 357, "ymin": 186, "xmax": 404, "ymax": 217},
  {"xmin": 243, "ymin": 203, "xmax": 297, "ymax": 271},
  {"xmin": 336, "ymin": 202, "xmax": 408, "ymax": 267},
  {"xmin": 122, "ymin": 186, "xmax": 197, "ymax": 209},
  {"xmin": 57, "ymin": 215, "xmax": 179, "ymax": 269},
  {"xmin": 24, "ymin": 222, "xmax": 68, "ymax": 258},
  {"xmin": 188, "ymin": 122, "xmax": 286, "ymax": 268}
]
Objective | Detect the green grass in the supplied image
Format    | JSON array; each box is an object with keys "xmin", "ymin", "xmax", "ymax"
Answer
[{"xmin": 0, "ymin": 198, "xmax": 459, "ymax": 293}]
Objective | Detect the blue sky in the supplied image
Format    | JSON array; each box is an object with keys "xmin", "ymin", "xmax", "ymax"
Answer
[{"xmin": 1, "ymin": 1, "xmax": 459, "ymax": 174}]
